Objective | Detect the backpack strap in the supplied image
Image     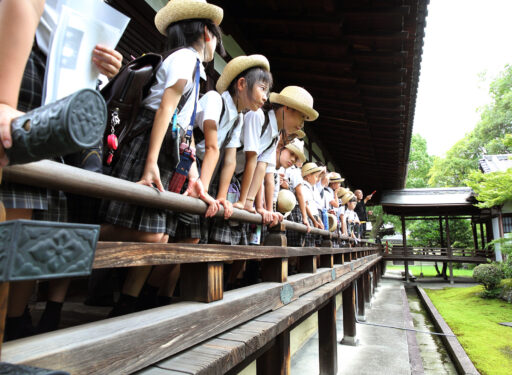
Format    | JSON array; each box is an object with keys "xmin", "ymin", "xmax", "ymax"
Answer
[
  {"xmin": 260, "ymin": 111, "xmax": 279, "ymax": 156},
  {"xmin": 192, "ymin": 96, "xmax": 226, "ymax": 148}
]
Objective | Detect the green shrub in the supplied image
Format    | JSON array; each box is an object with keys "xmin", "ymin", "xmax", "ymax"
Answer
[
  {"xmin": 473, "ymin": 263, "xmax": 504, "ymax": 293},
  {"xmin": 501, "ymin": 257, "xmax": 512, "ymax": 279}
]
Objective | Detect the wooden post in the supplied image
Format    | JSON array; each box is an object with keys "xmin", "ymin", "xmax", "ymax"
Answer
[
  {"xmin": 356, "ymin": 276, "xmax": 365, "ymax": 321},
  {"xmin": 373, "ymin": 266, "xmax": 378, "ymax": 291},
  {"xmin": 439, "ymin": 216, "xmax": 444, "ymax": 248},
  {"xmin": 318, "ymin": 296, "xmax": 337, "ymax": 375},
  {"xmin": 472, "ymin": 221, "xmax": 478, "ymax": 250},
  {"xmin": 257, "ymin": 328, "xmax": 290, "ymax": 375},
  {"xmin": 402, "ymin": 216, "xmax": 409, "ymax": 282},
  {"xmin": 180, "ymin": 262, "xmax": 223, "ymax": 303},
  {"xmin": 0, "ymin": 282, "xmax": 9, "ymax": 355},
  {"xmin": 480, "ymin": 222, "xmax": 485, "ymax": 249},
  {"xmin": 445, "ymin": 217, "xmax": 454, "ymax": 285},
  {"xmin": 340, "ymin": 282, "xmax": 357, "ymax": 346},
  {"xmin": 364, "ymin": 271, "xmax": 371, "ymax": 304},
  {"xmin": 262, "ymin": 224, "xmax": 288, "ymax": 283}
]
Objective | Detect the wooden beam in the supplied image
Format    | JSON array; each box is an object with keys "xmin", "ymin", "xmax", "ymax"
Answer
[{"xmin": 318, "ymin": 296, "xmax": 337, "ymax": 375}]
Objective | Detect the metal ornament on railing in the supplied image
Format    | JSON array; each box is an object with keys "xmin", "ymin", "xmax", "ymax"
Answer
[{"xmin": 6, "ymin": 89, "xmax": 107, "ymax": 165}]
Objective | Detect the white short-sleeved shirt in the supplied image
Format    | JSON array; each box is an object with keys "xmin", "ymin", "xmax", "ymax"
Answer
[
  {"xmin": 323, "ymin": 187, "xmax": 334, "ymax": 210},
  {"xmin": 235, "ymin": 109, "xmax": 279, "ymax": 174},
  {"xmin": 345, "ymin": 209, "xmax": 359, "ymax": 223},
  {"xmin": 35, "ymin": 0, "xmax": 58, "ymax": 56},
  {"xmin": 142, "ymin": 48, "xmax": 207, "ymax": 130},
  {"xmin": 195, "ymin": 91, "xmax": 243, "ymax": 160},
  {"xmin": 302, "ymin": 181, "xmax": 315, "ymax": 213},
  {"xmin": 285, "ymin": 167, "xmax": 303, "ymax": 190},
  {"xmin": 337, "ymin": 204, "xmax": 346, "ymax": 219},
  {"xmin": 312, "ymin": 183, "xmax": 324, "ymax": 214}
]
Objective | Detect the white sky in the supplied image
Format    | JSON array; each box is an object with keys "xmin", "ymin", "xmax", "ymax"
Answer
[{"xmin": 413, "ymin": 0, "xmax": 512, "ymax": 156}]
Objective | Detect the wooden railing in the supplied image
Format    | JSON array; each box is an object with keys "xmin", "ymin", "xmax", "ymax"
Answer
[
  {"xmin": 385, "ymin": 245, "xmax": 494, "ymax": 262},
  {"xmin": 0, "ymin": 160, "xmax": 383, "ymax": 374}
]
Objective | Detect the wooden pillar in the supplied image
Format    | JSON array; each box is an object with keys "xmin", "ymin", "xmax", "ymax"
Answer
[
  {"xmin": 402, "ymin": 216, "xmax": 409, "ymax": 282},
  {"xmin": 472, "ymin": 221, "xmax": 478, "ymax": 250},
  {"xmin": 364, "ymin": 272, "xmax": 371, "ymax": 304},
  {"xmin": 180, "ymin": 262, "xmax": 223, "ymax": 302},
  {"xmin": 340, "ymin": 282, "xmax": 357, "ymax": 346},
  {"xmin": 262, "ymin": 224, "xmax": 288, "ymax": 283},
  {"xmin": 318, "ymin": 296, "xmax": 338, "ymax": 375},
  {"xmin": 498, "ymin": 209, "xmax": 505, "ymax": 238},
  {"xmin": 257, "ymin": 328, "xmax": 290, "ymax": 375},
  {"xmin": 480, "ymin": 222, "xmax": 486, "ymax": 249},
  {"xmin": 439, "ymin": 216, "xmax": 444, "ymax": 247},
  {"xmin": 373, "ymin": 266, "xmax": 378, "ymax": 290},
  {"xmin": 445, "ymin": 217, "xmax": 453, "ymax": 285},
  {"xmin": 356, "ymin": 276, "xmax": 365, "ymax": 321}
]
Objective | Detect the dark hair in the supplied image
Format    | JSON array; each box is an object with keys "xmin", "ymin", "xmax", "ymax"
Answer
[
  {"xmin": 227, "ymin": 67, "xmax": 273, "ymax": 98},
  {"xmin": 349, "ymin": 197, "xmax": 357, "ymax": 203},
  {"xmin": 165, "ymin": 19, "xmax": 225, "ymax": 56}
]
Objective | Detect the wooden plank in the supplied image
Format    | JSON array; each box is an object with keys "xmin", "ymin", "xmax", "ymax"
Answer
[
  {"xmin": 180, "ymin": 262, "xmax": 223, "ymax": 303},
  {"xmin": 157, "ymin": 338, "xmax": 245, "ymax": 375},
  {"xmin": 2, "ymin": 255, "xmax": 381, "ymax": 374},
  {"xmin": 256, "ymin": 329, "xmax": 290, "ymax": 375},
  {"xmin": 93, "ymin": 242, "xmax": 377, "ymax": 269}
]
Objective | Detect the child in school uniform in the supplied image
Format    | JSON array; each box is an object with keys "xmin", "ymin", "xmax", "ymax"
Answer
[
  {"xmin": 345, "ymin": 195, "xmax": 360, "ymax": 240},
  {"xmin": 140, "ymin": 55, "xmax": 273, "ymax": 305},
  {"xmin": 301, "ymin": 162, "xmax": 324, "ymax": 247},
  {"xmin": 0, "ymin": 0, "xmax": 122, "ymax": 339},
  {"xmin": 99, "ymin": 0, "xmax": 225, "ymax": 316}
]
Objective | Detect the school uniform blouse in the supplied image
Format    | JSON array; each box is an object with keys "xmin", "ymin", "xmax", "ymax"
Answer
[
  {"xmin": 323, "ymin": 186, "xmax": 334, "ymax": 210},
  {"xmin": 235, "ymin": 109, "xmax": 279, "ymax": 175},
  {"xmin": 194, "ymin": 91, "xmax": 243, "ymax": 160},
  {"xmin": 303, "ymin": 181, "xmax": 321, "ymax": 216},
  {"xmin": 142, "ymin": 48, "xmax": 207, "ymax": 130},
  {"xmin": 285, "ymin": 167, "xmax": 303, "ymax": 190},
  {"xmin": 35, "ymin": 0, "xmax": 58, "ymax": 56}
]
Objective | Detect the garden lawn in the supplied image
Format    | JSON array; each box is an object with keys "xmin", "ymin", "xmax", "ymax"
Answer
[
  {"xmin": 387, "ymin": 265, "xmax": 474, "ymax": 278},
  {"xmin": 425, "ymin": 285, "xmax": 512, "ymax": 375}
]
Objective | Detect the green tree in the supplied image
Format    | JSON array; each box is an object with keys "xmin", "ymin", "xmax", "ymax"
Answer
[
  {"xmin": 406, "ymin": 134, "xmax": 434, "ymax": 188},
  {"xmin": 429, "ymin": 64, "xmax": 512, "ymax": 187},
  {"xmin": 466, "ymin": 168, "xmax": 512, "ymax": 208}
]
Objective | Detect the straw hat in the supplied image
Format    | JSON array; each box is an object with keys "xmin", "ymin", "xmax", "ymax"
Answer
[
  {"xmin": 329, "ymin": 172, "xmax": 345, "ymax": 184},
  {"xmin": 277, "ymin": 189, "xmax": 297, "ymax": 215},
  {"xmin": 302, "ymin": 162, "xmax": 323, "ymax": 177},
  {"xmin": 294, "ymin": 130, "xmax": 306, "ymax": 139},
  {"xmin": 155, "ymin": 0, "xmax": 223, "ymax": 35},
  {"xmin": 216, "ymin": 55, "xmax": 270, "ymax": 93},
  {"xmin": 340, "ymin": 192, "xmax": 355, "ymax": 205},
  {"xmin": 336, "ymin": 187, "xmax": 349, "ymax": 198},
  {"xmin": 284, "ymin": 139, "xmax": 306, "ymax": 163},
  {"xmin": 328, "ymin": 213, "xmax": 338, "ymax": 232},
  {"xmin": 269, "ymin": 86, "xmax": 319, "ymax": 121}
]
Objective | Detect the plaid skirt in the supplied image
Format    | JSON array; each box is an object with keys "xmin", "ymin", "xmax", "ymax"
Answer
[
  {"xmin": 100, "ymin": 109, "xmax": 176, "ymax": 233},
  {"xmin": 286, "ymin": 204, "xmax": 305, "ymax": 247},
  {"xmin": 304, "ymin": 216, "xmax": 317, "ymax": 247},
  {"xmin": 0, "ymin": 42, "xmax": 67, "ymax": 221}
]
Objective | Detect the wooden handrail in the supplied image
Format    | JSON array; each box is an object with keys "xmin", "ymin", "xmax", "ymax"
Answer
[{"xmin": 3, "ymin": 160, "xmax": 355, "ymax": 241}]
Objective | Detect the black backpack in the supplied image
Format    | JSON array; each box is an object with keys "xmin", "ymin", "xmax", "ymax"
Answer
[
  {"xmin": 101, "ymin": 53, "xmax": 162, "ymax": 166},
  {"xmin": 101, "ymin": 49, "xmax": 193, "ymax": 167}
]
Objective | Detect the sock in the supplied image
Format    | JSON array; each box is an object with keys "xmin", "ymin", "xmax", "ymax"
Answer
[
  {"xmin": 108, "ymin": 294, "xmax": 138, "ymax": 318},
  {"xmin": 5, "ymin": 309, "xmax": 34, "ymax": 342},
  {"xmin": 37, "ymin": 300, "xmax": 63, "ymax": 334}
]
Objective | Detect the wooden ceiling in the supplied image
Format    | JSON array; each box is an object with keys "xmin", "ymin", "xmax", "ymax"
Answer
[{"xmin": 107, "ymin": 0, "xmax": 429, "ymax": 199}]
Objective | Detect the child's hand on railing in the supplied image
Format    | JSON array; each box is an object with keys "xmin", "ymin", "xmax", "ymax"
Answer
[
  {"xmin": 0, "ymin": 104, "xmax": 23, "ymax": 167},
  {"xmin": 270, "ymin": 211, "xmax": 283, "ymax": 227},
  {"xmin": 138, "ymin": 161, "xmax": 164, "ymax": 192},
  {"xmin": 217, "ymin": 198, "xmax": 233, "ymax": 219},
  {"xmin": 303, "ymin": 218, "xmax": 311, "ymax": 233},
  {"xmin": 256, "ymin": 207, "xmax": 273, "ymax": 225}
]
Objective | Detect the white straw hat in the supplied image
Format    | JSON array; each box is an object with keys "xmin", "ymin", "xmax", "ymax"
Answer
[
  {"xmin": 328, "ymin": 213, "xmax": 338, "ymax": 232},
  {"xmin": 155, "ymin": 0, "xmax": 223, "ymax": 36},
  {"xmin": 284, "ymin": 139, "xmax": 306, "ymax": 163},
  {"xmin": 216, "ymin": 55, "xmax": 270, "ymax": 93},
  {"xmin": 269, "ymin": 86, "xmax": 319, "ymax": 121},
  {"xmin": 294, "ymin": 130, "xmax": 306, "ymax": 139},
  {"xmin": 302, "ymin": 162, "xmax": 323, "ymax": 177},
  {"xmin": 336, "ymin": 187, "xmax": 349, "ymax": 198},
  {"xmin": 329, "ymin": 172, "xmax": 345, "ymax": 184},
  {"xmin": 340, "ymin": 192, "xmax": 355, "ymax": 205},
  {"xmin": 277, "ymin": 189, "xmax": 297, "ymax": 215}
]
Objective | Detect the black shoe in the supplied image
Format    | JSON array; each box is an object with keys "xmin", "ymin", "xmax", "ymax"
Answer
[
  {"xmin": 108, "ymin": 294, "xmax": 138, "ymax": 318},
  {"xmin": 5, "ymin": 308, "xmax": 34, "ymax": 341}
]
